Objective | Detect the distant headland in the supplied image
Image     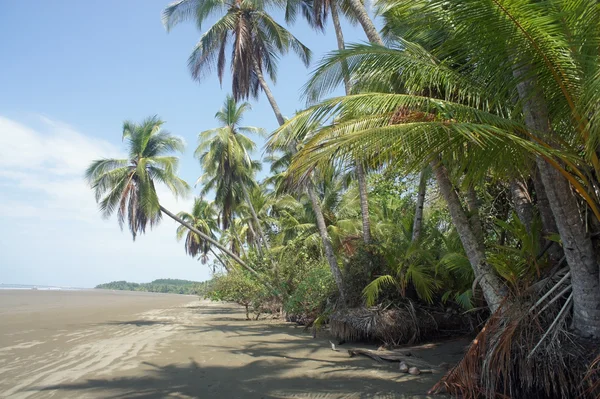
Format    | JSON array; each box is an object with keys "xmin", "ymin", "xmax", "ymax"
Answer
[{"xmin": 95, "ymin": 279, "xmax": 212, "ymax": 295}]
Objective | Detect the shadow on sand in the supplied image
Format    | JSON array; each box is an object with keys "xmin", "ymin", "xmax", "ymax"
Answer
[
  {"xmin": 27, "ymin": 302, "xmax": 453, "ymax": 399},
  {"xmin": 31, "ymin": 358, "xmax": 435, "ymax": 399}
]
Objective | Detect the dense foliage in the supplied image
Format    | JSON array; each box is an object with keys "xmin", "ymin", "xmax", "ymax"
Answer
[
  {"xmin": 87, "ymin": 0, "xmax": 600, "ymax": 397},
  {"xmin": 96, "ymin": 279, "xmax": 212, "ymax": 295}
]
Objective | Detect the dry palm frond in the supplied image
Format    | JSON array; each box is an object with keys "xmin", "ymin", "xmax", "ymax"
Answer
[
  {"xmin": 430, "ymin": 292, "xmax": 598, "ymax": 399},
  {"xmin": 329, "ymin": 302, "xmax": 471, "ymax": 346}
]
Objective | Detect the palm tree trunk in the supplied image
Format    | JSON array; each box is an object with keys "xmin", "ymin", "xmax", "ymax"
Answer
[
  {"xmin": 307, "ymin": 184, "xmax": 347, "ymax": 304},
  {"xmin": 255, "ymin": 57, "xmax": 348, "ymax": 303},
  {"xmin": 330, "ymin": 0, "xmax": 351, "ymax": 95},
  {"xmin": 330, "ymin": 2, "xmax": 372, "ymax": 244},
  {"xmin": 412, "ymin": 169, "xmax": 427, "ymax": 242},
  {"xmin": 532, "ymin": 167, "xmax": 563, "ymax": 262},
  {"xmin": 356, "ymin": 163, "xmax": 372, "ymax": 244},
  {"xmin": 432, "ymin": 161, "xmax": 506, "ymax": 312},
  {"xmin": 511, "ymin": 178, "xmax": 534, "ymax": 232},
  {"xmin": 244, "ymin": 220, "xmax": 262, "ymax": 254},
  {"xmin": 465, "ymin": 185, "xmax": 485, "ymax": 247},
  {"xmin": 346, "ymin": 0, "xmax": 384, "ymax": 46},
  {"xmin": 209, "ymin": 248, "xmax": 230, "ymax": 272},
  {"xmin": 231, "ymin": 226, "xmax": 247, "ymax": 258},
  {"xmin": 159, "ymin": 205, "xmax": 275, "ymax": 292},
  {"xmin": 252, "ymin": 58, "xmax": 285, "ymax": 126},
  {"xmin": 242, "ymin": 185, "xmax": 270, "ymax": 251},
  {"xmin": 513, "ymin": 69, "xmax": 600, "ymax": 337}
]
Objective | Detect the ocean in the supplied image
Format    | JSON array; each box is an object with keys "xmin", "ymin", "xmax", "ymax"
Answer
[{"xmin": 0, "ymin": 283, "xmax": 84, "ymax": 290}]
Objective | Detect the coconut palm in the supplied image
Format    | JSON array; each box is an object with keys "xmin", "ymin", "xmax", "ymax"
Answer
[
  {"xmin": 85, "ymin": 116, "xmax": 189, "ymax": 240},
  {"xmin": 86, "ymin": 116, "xmax": 272, "ymax": 289},
  {"xmin": 176, "ymin": 198, "xmax": 220, "ymax": 264},
  {"xmin": 162, "ymin": 0, "xmax": 311, "ymax": 125},
  {"xmin": 195, "ymin": 95, "xmax": 270, "ymax": 250}
]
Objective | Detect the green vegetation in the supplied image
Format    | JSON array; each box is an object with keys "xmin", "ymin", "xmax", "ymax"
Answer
[
  {"xmin": 86, "ymin": 0, "xmax": 600, "ymax": 397},
  {"xmin": 95, "ymin": 279, "xmax": 213, "ymax": 295}
]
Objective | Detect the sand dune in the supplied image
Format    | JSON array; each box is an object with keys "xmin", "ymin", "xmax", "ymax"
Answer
[{"xmin": 0, "ymin": 290, "xmax": 462, "ymax": 398}]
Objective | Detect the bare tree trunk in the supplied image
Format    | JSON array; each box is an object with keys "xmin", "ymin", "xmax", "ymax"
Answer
[
  {"xmin": 253, "ymin": 58, "xmax": 285, "ymax": 126},
  {"xmin": 511, "ymin": 179, "xmax": 534, "ymax": 233},
  {"xmin": 330, "ymin": 2, "xmax": 371, "ymax": 244},
  {"xmin": 412, "ymin": 169, "xmax": 427, "ymax": 242},
  {"xmin": 432, "ymin": 162, "xmax": 506, "ymax": 312},
  {"xmin": 513, "ymin": 68, "xmax": 600, "ymax": 337},
  {"xmin": 242, "ymin": 185, "xmax": 270, "ymax": 251},
  {"xmin": 160, "ymin": 205, "xmax": 276, "ymax": 292},
  {"xmin": 307, "ymin": 184, "xmax": 347, "ymax": 304},
  {"xmin": 346, "ymin": 0, "xmax": 384, "ymax": 46}
]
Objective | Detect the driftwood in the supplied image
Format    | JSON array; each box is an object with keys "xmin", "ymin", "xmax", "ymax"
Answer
[
  {"xmin": 347, "ymin": 348, "xmax": 413, "ymax": 361},
  {"xmin": 347, "ymin": 348, "xmax": 436, "ymax": 373}
]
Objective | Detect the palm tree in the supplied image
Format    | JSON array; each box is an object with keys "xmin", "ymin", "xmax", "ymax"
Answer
[
  {"xmin": 162, "ymin": 0, "xmax": 311, "ymax": 125},
  {"xmin": 176, "ymin": 197, "xmax": 220, "ymax": 265},
  {"xmin": 286, "ymin": 0, "xmax": 374, "ymax": 245},
  {"xmin": 195, "ymin": 95, "xmax": 270, "ymax": 250},
  {"xmin": 85, "ymin": 116, "xmax": 271, "ymax": 289}
]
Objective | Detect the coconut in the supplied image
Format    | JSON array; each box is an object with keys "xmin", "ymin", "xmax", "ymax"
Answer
[{"xmin": 409, "ymin": 367, "xmax": 421, "ymax": 375}]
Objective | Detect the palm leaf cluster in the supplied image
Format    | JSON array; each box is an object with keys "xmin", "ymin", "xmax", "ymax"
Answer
[{"xmin": 85, "ymin": 116, "xmax": 189, "ymax": 239}]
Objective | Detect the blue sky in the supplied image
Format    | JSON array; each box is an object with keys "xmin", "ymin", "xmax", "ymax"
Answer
[{"xmin": 0, "ymin": 0, "xmax": 374, "ymax": 287}]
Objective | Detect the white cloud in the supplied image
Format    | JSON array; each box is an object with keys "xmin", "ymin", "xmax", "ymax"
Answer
[{"xmin": 0, "ymin": 116, "xmax": 205, "ymax": 287}]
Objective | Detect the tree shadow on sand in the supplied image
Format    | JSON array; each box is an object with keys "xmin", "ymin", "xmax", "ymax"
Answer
[
  {"xmin": 101, "ymin": 320, "xmax": 173, "ymax": 327},
  {"xmin": 29, "ymin": 358, "xmax": 440, "ymax": 399}
]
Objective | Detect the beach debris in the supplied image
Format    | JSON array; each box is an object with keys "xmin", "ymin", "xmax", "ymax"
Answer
[
  {"xmin": 409, "ymin": 367, "xmax": 421, "ymax": 375},
  {"xmin": 399, "ymin": 361, "xmax": 409, "ymax": 373},
  {"xmin": 347, "ymin": 348, "xmax": 413, "ymax": 362}
]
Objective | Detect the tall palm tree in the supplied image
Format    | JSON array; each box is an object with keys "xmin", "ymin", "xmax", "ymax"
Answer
[
  {"xmin": 195, "ymin": 95, "xmax": 270, "ymax": 250},
  {"xmin": 163, "ymin": 0, "xmax": 311, "ymax": 125},
  {"xmin": 176, "ymin": 197, "xmax": 220, "ymax": 264},
  {"xmin": 85, "ymin": 116, "xmax": 271, "ymax": 289}
]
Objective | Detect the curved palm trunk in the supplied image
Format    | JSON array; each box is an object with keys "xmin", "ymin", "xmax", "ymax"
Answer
[
  {"xmin": 330, "ymin": 2, "xmax": 372, "ymax": 244},
  {"xmin": 254, "ymin": 59, "xmax": 347, "ymax": 303},
  {"xmin": 160, "ymin": 205, "xmax": 275, "ymax": 292},
  {"xmin": 252, "ymin": 58, "xmax": 285, "ymax": 126},
  {"xmin": 432, "ymin": 161, "xmax": 506, "ymax": 312},
  {"xmin": 346, "ymin": 0, "xmax": 384, "ymax": 46},
  {"xmin": 412, "ymin": 169, "xmax": 427, "ymax": 242},
  {"xmin": 307, "ymin": 184, "xmax": 347, "ymax": 304},
  {"xmin": 513, "ymin": 68, "xmax": 600, "ymax": 338},
  {"xmin": 242, "ymin": 185, "xmax": 270, "ymax": 251}
]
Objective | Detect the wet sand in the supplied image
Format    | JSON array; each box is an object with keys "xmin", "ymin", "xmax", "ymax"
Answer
[{"xmin": 0, "ymin": 290, "xmax": 466, "ymax": 398}]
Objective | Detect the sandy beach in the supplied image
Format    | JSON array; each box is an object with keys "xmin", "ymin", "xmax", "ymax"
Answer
[{"xmin": 0, "ymin": 289, "xmax": 466, "ymax": 398}]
